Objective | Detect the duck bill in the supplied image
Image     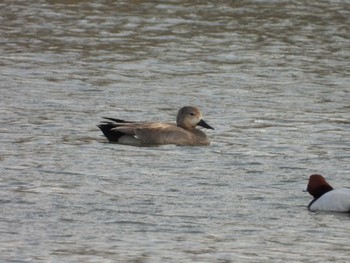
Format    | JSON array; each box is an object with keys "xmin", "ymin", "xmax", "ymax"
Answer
[{"xmin": 197, "ymin": 119, "xmax": 214, "ymax": 130}]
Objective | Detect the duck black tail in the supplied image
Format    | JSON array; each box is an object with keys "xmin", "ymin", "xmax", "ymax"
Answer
[{"xmin": 97, "ymin": 122, "xmax": 124, "ymax": 142}]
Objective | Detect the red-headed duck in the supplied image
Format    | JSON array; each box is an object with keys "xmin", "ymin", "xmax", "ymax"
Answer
[
  {"xmin": 98, "ymin": 106, "xmax": 214, "ymax": 146},
  {"xmin": 307, "ymin": 174, "xmax": 350, "ymax": 212}
]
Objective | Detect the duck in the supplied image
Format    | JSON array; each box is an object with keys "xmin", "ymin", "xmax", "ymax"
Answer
[
  {"xmin": 306, "ymin": 174, "xmax": 350, "ymax": 212},
  {"xmin": 97, "ymin": 106, "xmax": 214, "ymax": 146}
]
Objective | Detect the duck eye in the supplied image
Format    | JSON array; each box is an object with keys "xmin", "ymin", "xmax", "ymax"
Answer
[{"xmin": 189, "ymin": 113, "xmax": 195, "ymax": 116}]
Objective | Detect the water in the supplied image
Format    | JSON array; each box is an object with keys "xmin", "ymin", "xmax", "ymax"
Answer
[{"xmin": 1, "ymin": 0, "xmax": 350, "ymax": 262}]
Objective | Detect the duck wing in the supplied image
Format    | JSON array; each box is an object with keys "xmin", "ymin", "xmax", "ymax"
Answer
[
  {"xmin": 98, "ymin": 118, "xmax": 136, "ymax": 141},
  {"xmin": 134, "ymin": 123, "xmax": 190, "ymax": 145}
]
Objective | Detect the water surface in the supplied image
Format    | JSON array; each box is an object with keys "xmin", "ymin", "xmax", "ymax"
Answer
[{"xmin": 1, "ymin": 0, "xmax": 350, "ymax": 262}]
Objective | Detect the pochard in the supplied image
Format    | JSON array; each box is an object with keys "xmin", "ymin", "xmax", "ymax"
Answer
[{"xmin": 306, "ymin": 174, "xmax": 350, "ymax": 212}]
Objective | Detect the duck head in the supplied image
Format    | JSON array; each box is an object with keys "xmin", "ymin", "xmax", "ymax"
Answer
[
  {"xmin": 307, "ymin": 174, "xmax": 334, "ymax": 199},
  {"xmin": 176, "ymin": 106, "xmax": 214, "ymax": 130}
]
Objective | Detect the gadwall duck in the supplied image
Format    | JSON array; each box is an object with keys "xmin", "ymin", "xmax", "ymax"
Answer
[{"xmin": 98, "ymin": 106, "xmax": 214, "ymax": 146}]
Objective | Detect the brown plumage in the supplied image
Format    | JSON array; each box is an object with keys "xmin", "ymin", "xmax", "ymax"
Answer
[
  {"xmin": 307, "ymin": 174, "xmax": 334, "ymax": 199},
  {"xmin": 98, "ymin": 106, "xmax": 214, "ymax": 146}
]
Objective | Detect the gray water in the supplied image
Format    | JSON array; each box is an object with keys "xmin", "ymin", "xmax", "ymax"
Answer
[{"xmin": 1, "ymin": 0, "xmax": 350, "ymax": 262}]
